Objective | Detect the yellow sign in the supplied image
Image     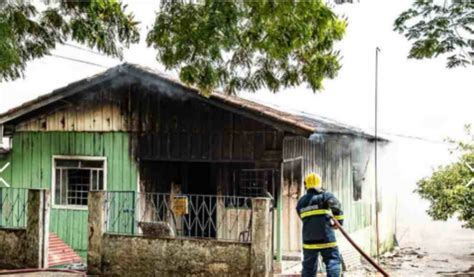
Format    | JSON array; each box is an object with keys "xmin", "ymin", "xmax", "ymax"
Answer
[{"xmin": 172, "ymin": 196, "xmax": 188, "ymax": 216}]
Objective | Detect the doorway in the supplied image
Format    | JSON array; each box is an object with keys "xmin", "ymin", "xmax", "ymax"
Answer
[{"xmin": 281, "ymin": 158, "xmax": 303, "ymax": 254}]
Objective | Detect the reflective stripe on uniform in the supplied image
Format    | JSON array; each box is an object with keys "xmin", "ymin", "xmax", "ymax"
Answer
[
  {"xmin": 303, "ymin": 242, "xmax": 337, "ymax": 249},
  {"xmin": 300, "ymin": 209, "xmax": 330, "ymax": 218},
  {"xmin": 334, "ymin": 215, "xmax": 344, "ymax": 220}
]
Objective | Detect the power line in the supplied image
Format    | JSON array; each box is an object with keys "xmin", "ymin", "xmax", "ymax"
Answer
[
  {"xmin": 64, "ymin": 43, "xmax": 102, "ymax": 55},
  {"xmin": 50, "ymin": 54, "xmax": 109, "ymax": 68},
  {"xmin": 63, "ymin": 43, "xmax": 119, "ymax": 60},
  {"xmin": 380, "ymin": 131, "xmax": 455, "ymax": 145}
]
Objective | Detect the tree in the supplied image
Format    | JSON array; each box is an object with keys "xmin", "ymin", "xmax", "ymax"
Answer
[
  {"xmin": 394, "ymin": 0, "xmax": 474, "ymax": 68},
  {"xmin": 0, "ymin": 0, "xmax": 139, "ymax": 81},
  {"xmin": 416, "ymin": 126, "xmax": 474, "ymax": 228},
  {"xmin": 1, "ymin": 0, "xmax": 347, "ymax": 95},
  {"xmin": 147, "ymin": 1, "xmax": 347, "ymax": 95}
]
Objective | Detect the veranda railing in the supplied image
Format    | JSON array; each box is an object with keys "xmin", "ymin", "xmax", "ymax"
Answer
[
  {"xmin": 105, "ymin": 191, "xmax": 254, "ymax": 242},
  {"xmin": 0, "ymin": 187, "xmax": 28, "ymax": 228}
]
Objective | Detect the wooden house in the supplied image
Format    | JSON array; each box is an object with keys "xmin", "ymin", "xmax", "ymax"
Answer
[{"xmin": 0, "ymin": 63, "xmax": 395, "ymax": 264}]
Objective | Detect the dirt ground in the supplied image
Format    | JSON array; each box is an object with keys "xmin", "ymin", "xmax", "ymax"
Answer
[
  {"xmin": 349, "ymin": 246, "xmax": 474, "ymax": 276},
  {"xmin": 278, "ymin": 219, "xmax": 473, "ymax": 277},
  {"xmin": 344, "ymin": 219, "xmax": 474, "ymax": 277}
]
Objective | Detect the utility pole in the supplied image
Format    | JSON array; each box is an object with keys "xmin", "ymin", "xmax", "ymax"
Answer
[{"xmin": 374, "ymin": 47, "xmax": 381, "ymax": 258}]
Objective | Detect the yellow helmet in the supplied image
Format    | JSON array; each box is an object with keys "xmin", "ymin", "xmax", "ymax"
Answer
[{"xmin": 305, "ymin": 173, "xmax": 322, "ymax": 190}]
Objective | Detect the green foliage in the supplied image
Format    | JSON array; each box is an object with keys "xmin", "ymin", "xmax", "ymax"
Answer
[
  {"xmin": 1, "ymin": 1, "xmax": 346, "ymax": 94},
  {"xmin": 0, "ymin": 0, "xmax": 139, "ymax": 82},
  {"xmin": 394, "ymin": 0, "xmax": 474, "ymax": 68},
  {"xmin": 147, "ymin": 0, "xmax": 346, "ymax": 95},
  {"xmin": 416, "ymin": 125, "xmax": 474, "ymax": 228}
]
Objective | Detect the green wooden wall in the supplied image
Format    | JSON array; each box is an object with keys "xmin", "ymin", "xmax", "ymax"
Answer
[{"xmin": 0, "ymin": 131, "xmax": 138, "ymax": 256}]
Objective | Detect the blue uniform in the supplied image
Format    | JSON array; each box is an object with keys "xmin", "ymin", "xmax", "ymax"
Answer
[{"xmin": 296, "ymin": 189, "xmax": 344, "ymax": 277}]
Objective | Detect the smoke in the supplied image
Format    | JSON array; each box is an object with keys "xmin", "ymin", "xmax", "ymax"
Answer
[
  {"xmin": 77, "ymin": 64, "xmax": 193, "ymax": 103},
  {"xmin": 309, "ymin": 133, "xmax": 326, "ymax": 143},
  {"xmin": 306, "ymin": 132, "xmax": 397, "ymax": 241},
  {"xmin": 120, "ymin": 64, "xmax": 192, "ymax": 102}
]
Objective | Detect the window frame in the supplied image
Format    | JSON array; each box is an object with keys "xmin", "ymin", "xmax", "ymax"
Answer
[
  {"xmin": 351, "ymin": 157, "xmax": 369, "ymax": 202},
  {"xmin": 352, "ymin": 164, "xmax": 363, "ymax": 202},
  {"xmin": 51, "ymin": 155, "xmax": 107, "ymax": 210}
]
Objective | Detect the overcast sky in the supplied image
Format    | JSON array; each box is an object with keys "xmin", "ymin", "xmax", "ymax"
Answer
[{"xmin": 0, "ymin": 0, "xmax": 472, "ymax": 142}]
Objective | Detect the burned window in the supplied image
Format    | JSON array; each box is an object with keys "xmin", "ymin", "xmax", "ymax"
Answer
[
  {"xmin": 225, "ymin": 169, "xmax": 279, "ymax": 208},
  {"xmin": 352, "ymin": 164, "xmax": 363, "ymax": 201},
  {"xmin": 53, "ymin": 157, "xmax": 105, "ymax": 207},
  {"xmin": 237, "ymin": 169, "xmax": 278, "ymax": 198},
  {"xmin": 282, "ymin": 159, "xmax": 302, "ymax": 196}
]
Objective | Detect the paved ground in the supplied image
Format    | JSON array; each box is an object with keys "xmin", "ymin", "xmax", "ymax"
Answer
[
  {"xmin": 357, "ymin": 218, "xmax": 474, "ymax": 277},
  {"xmin": 379, "ymin": 218, "xmax": 474, "ymax": 277},
  {"xmin": 277, "ymin": 220, "xmax": 473, "ymax": 276}
]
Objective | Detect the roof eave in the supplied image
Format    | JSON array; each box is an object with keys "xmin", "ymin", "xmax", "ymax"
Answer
[{"xmin": 0, "ymin": 66, "xmax": 123, "ymax": 124}]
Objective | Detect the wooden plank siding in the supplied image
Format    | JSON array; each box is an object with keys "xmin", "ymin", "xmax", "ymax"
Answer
[
  {"xmin": 14, "ymin": 87, "xmax": 284, "ymax": 163},
  {"xmin": 2, "ymin": 131, "xmax": 138, "ymax": 255},
  {"xmin": 130, "ymin": 91, "xmax": 284, "ymax": 162},
  {"xmin": 282, "ymin": 136, "xmax": 375, "ymax": 254},
  {"xmin": 17, "ymin": 102, "xmax": 123, "ymax": 132},
  {"xmin": 2, "ymin": 87, "xmax": 285, "ymax": 256},
  {"xmin": 2, "ymin": 85, "xmax": 287, "ymax": 257}
]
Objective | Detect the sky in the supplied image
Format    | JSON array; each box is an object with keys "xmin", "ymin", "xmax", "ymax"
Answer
[{"xmin": 0, "ymin": 0, "xmax": 472, "ymax": 143}]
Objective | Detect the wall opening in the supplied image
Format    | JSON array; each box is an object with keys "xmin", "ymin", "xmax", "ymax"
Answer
[{"xmin": 52, "ymin": 156, "xmax": 106, "ymax": 209}]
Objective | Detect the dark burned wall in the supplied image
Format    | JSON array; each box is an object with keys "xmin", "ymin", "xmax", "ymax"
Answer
[
  {"xmin": 126, "ymin": 84, "xmax": 284, "ymax": 162},
  {"xmin": 8, "ymin": 81, "xmax": 286, "ymax": 198},
  {"xmin": 139, "ymin": 162, "xmax": 255, "ymax": 194},
  {"xmin": 11, "ymin": 81, "xmax": 285, "ymax": 163}
]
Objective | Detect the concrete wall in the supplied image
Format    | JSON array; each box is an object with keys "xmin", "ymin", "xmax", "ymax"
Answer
[
  {"xmin": 0, "ymin": 228, "xmax": 27, "ymax": 268},
  {"xmin": 88, "ymin": 192, "xmax": 272, "ymax": 276},
  {"xmin": 0, "ymin": 189, "xmax": 50, "ymax": 269},
  {"xmin": 102, "ymin": 234, "xmax": 251, "ymax": 276}
]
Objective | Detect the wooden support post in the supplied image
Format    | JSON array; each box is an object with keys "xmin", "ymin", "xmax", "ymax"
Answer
[
  {"xmin": 87, "ymin": 191, "xmax": 106, "ymax": 275},
  {"xmin": 170, "ymin": 182, "xmax": 182, "ymax": 234},
  {"xmin": 25, "ymin": 189, "xmax": 50, "ymax": 268},
  {"xmin": 251, "ymin": 197, "xmax": 272, "ymax": 277}
]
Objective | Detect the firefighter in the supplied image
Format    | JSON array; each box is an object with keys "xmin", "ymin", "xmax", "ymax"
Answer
[{"xmin": 296, "ymin": 172, "xmax": 344, "ymax": 277}]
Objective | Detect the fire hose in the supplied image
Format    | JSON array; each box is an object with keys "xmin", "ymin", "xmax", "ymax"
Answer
[{"xmin": 332, "ymin": 216, "xmax": 390, "ymax": 277}]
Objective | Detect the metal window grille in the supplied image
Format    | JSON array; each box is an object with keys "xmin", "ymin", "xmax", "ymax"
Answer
[
  {"xmin": 105, "ymin": 191, "xmax": 136, "ymax": 235},
  {"xmin": 105, "ymin": 191, "xmax": 256, "ymax": 243},
  {"xmin": 54, "ymin": 158, "xmax": 105, "ymax": 207},
  {"xmin": 233, "ymin": 169, "xmax": 278, "ymax": 199}
]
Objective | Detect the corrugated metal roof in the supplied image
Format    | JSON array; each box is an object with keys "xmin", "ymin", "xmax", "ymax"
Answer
[{"xmin": 0, "ymin": 63, "xmax": 380, "ymax": 140}]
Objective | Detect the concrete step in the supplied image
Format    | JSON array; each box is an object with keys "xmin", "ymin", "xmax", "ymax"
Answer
[{"xmin": 48, "ymin": 233, "xmax": 82, "ymax": 267}]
